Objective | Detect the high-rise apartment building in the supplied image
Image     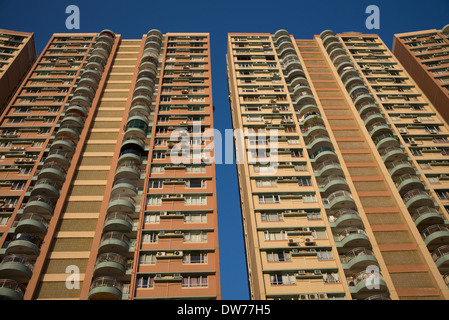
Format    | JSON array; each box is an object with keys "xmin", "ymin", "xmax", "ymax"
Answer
[
  {"xmin": 227, "ymin": 29, "xmax": 449, "ymax": 300},
  {"xmin": 0, "ymin": 29, "xmax": 220, "ymax": 300},
  {"xmin": 392, "ymin": 25, "xmax": 449, "ymax": 123},
  {"xmin": 0, "ymin": 29, "xmax": 37, "ymax": 114}
]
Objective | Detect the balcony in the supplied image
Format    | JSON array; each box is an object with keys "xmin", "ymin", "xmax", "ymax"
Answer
[
  {"xmin": 70, "ymin": 94, "xmax": 92, "ymax": 109},
  {"xmin": 88, "ymin": 276, "xmax": 123, "ymax": 300},
  {"xmin": 432, "ymin": 245, "xmax": 449, "ymax": 272},
  {"xmin": 328, "ymin": 208, "xmax": 362, "ymax": 229},
  {"xmin": 314, "ymin": 160, "xmax": 343, "ymax": 177},
  {"xmin": 38, "ymin": 162, "xmax": 66, "ymax": 181},
  {"xmin": 135, "ymin": 76, "xmax": 155, "ymax": 91},
  {"xmin": 73, "ymin": 85, "xmax": 96, "ymax": 100},
  {"xmin": 357, "ymin": 102, "xmax": 379, "ymax": 117},
  {"xmin": 323, "ymin": 190, "xmax": 356, "ymax": 210},
  {"xmin": 411, "ymin": 206, "xmax": 444, "ymax": 229},
  {"xmin": 120, "ymin": 135, "xmax": 146, "ymax": 154},
  {"xmin": 131, "ymin": 93, "xmax": 152, "ymax": 109},
  {"xmin": 335, "ymin": 227, "xmax": 370, "ymax": 250},
  {"xmin": 0, "ymin": 279, "xmax": 24, "ymax": 300},
  {"xmin": 421, "ymin": 224, "xmax": 449, "ymax": 250},
  {"xmin": 295, "ymin": 103, "xmax": 319, "ymax": 118},
  {"xmin": 373, "ymin": 133, "xmax": 399, "ymax": 150},
  {"xmin": 394, "ymin": 174, "xmax": 424, "ymax": 195},
  {"xmin": 93, "ymin": 41, "xmax": 112, "ymax": 55},
  {"xmin": 332, "ymin": 53, "xmax": 350, "ymax": 66},
  {"xmin": 309, "ymin": 147, "xmax": 338, "ymax": 163},
  {"xmin": 292, "ymin": 93, "xmax": 315, "ymax": 107},
  {"xmin": 107, "ymin": 194, "xmax": 136, "ymax": 213},
  {"xmin": 103, "ymin": 212, "xmax": 133, "ymax": 233},
  {"xmin": 80, "ymin": 69, "xmax": 102, "ymax": 83},
  {"xmin": 0, "ymin": 255, "xmax": 33, "ymax": 282},
  {"xmin": 141, "ymin": 49, "xmax": 159, "ymax": 65},
  {"xmin": 387, "ymin": 160, "xmax": 416, "ymax": 177},
  {"xmin": 5, "ymin": 233, "xmax": 42, "ymax": 257},
  {"xmin": 343, "ymin": 75, "xmax": 364, "ymax": 89},
  {"xmin": 352, "ymin": 91, "xmax": 375, "ymax": 107},
  {"xmin": 99, "ymin": 29, "xmax": 116, "ymax": 41},
  {"xmin": 379, "ymin": 146, "xmax": 407, "ymax": 163},
  {"xmin": 45, "ymin": 150, "xmax": 71, "ymax": 168},
  {"xmin": 30, "ymin": 178, "xmax": 60, "ymax": 198},
  {"xmin": 49, "ymin": 137, "xmax": 76, "ymax": 153},
  {"xmin": 98, "ymin": 231, "xmax": 130, "ymax": 255},
  {"xmin": 66, "ymin": 104, "xmax": 89, "ymax": 118},
  {"xmin": 111, "ymin": 178, "xmax": 137, "ymax": 197},
  {"xmin": 285, "ymin": 66, "xmax": 305, "ymax": 82},
  {"xmin": 340, "ymin": 248, "xmax": 378, "ymax": 271},
  {"xmin": 367, "ymin": 122, "xmax": 390, "ymax": 138},
  {"xmin": 91, "ymin": 47, "xmax": 110, "ymax": 60},
  {"xmin": 402, "ymin": 189, "xmax": 434, "ymax": 210},
  {"xmin": 15, "ymin": 213, "xmax": 48, "ymax": 234},
  {"xmin": 23, "ymin": 195, "xmax": 54, "ymax": 216},
  {"xmin": 137, "ymin": 66, "xmax": 157, "ymax": 81},
  {"xmin": 274, "ymin": 29, "xmax": 290, "ymax": 40},
  {"xmin": 362, "ymin": 111, "xmax": 385, "ymax": 127},
  {"xmin": 93, "ymin": 252, "xmax": 127, "ymax": 277},
  {"xmin": 318, "ymin": 175, "xmax": 350, "ymax": 197},
  {"xmin": 143, "ymin": 40, "xmax": 161, "ymax": 53},
  {"xmin": 321, "ymin": 34, "xmax": 339, "ymax": 49},
  {"xmin": 347, "ymin": 270, "xmax": 388, "ymax": 299},
  {"xmin": 118, "ymin": 149, "xmax": 142, "ymax": 165},
  {"xmin": 114, "ymin": 161, "xmax": 141, "ymax": 181},
  {"xmin": 306, "ymin": 134, "xmax": 332, "ymax": 154},
  {"xmin": 55, "ymin": 124, "xmax": 81, "ymax": 141},
  {"xmin": 60, "ymin": 113, "xmax": 86, "ymax": 129},
  {"xmin": 302, "ymin": 122, "xmax": 327, "ymax": 138}
]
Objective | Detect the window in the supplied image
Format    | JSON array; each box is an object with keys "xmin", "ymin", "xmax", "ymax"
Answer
[
  {"xmin": 267, "ymin": 250, "xmax": 291, "ymax": 262},
  {"xmin": 270, "ymin": 273, "xmax": 295, "ymax": 285},
  {"xmin": 260, "ymin": 212, "xmax": 283, "ymax": 222},
  {"xmin": 148, "ymin": 180, "xmax": 163, "ymax": 188},
  {"xmin": 0, "ymin": 216, "xmax": 9, "ymax": 225},
  {"xmin": 147, "ymin": 197, "xmax": 162, "ymax": 205},
  {"xmin": 187, "ymin": 179, "xmax": 205, "ymax": 188},
  {"xmin": 11, "ymin": 182, "xmax": 25, "ymax": 190},
  {"xmin": 152, "ymin": 152, "xmax": 166, "ymax": 159},
  {"xmin": 142, "ymin": 232, "xmax": 158, "ymax": 243},
  {"xmin": 184, "ymin": 213, "xmax": 207, "ymax": 223},
  {"xmin": 298, "ymin": 178, "xmax": 312, "ymax": 186},
  {"xmin": 151, "ymin": 166, "xmax": 165, "ymax": 173},
  {"xmin": 144, "ymin": 213, "xmax": 160, "ymax": 223},
  {"xmin": 183, "ymin": 253, "xmax": 208, "ymax": 264},
  {"xmin": 186, "ymin": 165, "xmax": 206, "ymax": 173},
  {"xmin": 291, "ymin": 150, "xmax": 303, "ymax": 158},
  {"xmin": 263, "ymin": 230, "xmax": 287, "ymax": 241},
  {"xmin": 182, "ymin": 276, "xmax": 208, "ymax": 287},
  {"xmin": 185, "ymin": 196, "xmax": 207, "ymax": 205},
  {"xmin": 139, "ymin": 253, "xmax": 156, "ymax": 264},
  {"xmin": 258, "ymin": 195, "xmax": 280, "ymax": 204},
  {"xmin": 436, "ymin": 190, "xmax": 449, "ymax": 200},
  {"xmin": 256, "ymin": 179, "xmax": 276, "ymax": 187},
  {"xmin": 317, "ymin": 250, "xmax": 333, "ymax": 260},
  {"xmin": 184, "ymin": 231, "xmax": 207, "ymax": 242},
  {"xmin": 136, "ymin": 276, "xmax": 154, "ymax": 288},
  {"xmin": 323, "ymin": 273, "xmax": 340, "ymax": 283}
]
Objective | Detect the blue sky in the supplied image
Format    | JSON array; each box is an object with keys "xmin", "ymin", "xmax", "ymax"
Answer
[{"xmin": 1, "ymin": 0, "xmax": 448, "ymax": 300}]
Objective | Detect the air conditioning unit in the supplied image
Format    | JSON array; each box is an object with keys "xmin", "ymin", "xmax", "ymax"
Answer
[
  {"xmin": 298, "ymin": 270, "xmax": 306, "ymax": 275},
  {"xmin": 160, "ymin": 211, "xmax": 168, "ymax": 216},
  {"xmin": 299, "ymin": 294, "xmax": 309, "ymax": 300},
  {"xmin": 309, "ymin": 294, "xmax": 318, "ymax": 300},
  {"xmin": 318, "ymin": 293, "xmax": 328, "ymax": 300},
  {"xmin": 174, "ymin": 230, "xmax": 182, "ymax": 234},
  {"xmin": 314, "ymin": 270, "xmax": 322, "ymax": 275},
  {"xmin": 157, "ymin": 251, "xmax": 166, "ymax": 256},
  {"xmin": 429, "ymin": 130, "xmax": 437, "ymax": 134},
  {"xmin": 174, "ymin": 250, "xmax": 183, "ymax": 256}
]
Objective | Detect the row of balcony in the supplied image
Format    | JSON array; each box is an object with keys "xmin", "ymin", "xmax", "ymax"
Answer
[
  {"xmin": 88, "ymin": 29, "xmax": 162, "ymax": 300},
  {"xmin": 319, "ymin": 29, "xmax": 390, "ymax": 300},
  {"xmin": 0, "ymin": 29, "xmax": 117, "ymax": 301}
]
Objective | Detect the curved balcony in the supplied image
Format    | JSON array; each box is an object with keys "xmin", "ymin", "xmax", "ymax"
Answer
[
  {"xmin": 343, "ymin": 76, "xmax": 364, "ymax": 89},
  {"xmin": 61, "ymin": 113, "xmax": 86, "ymax": 129},
  {"xmin": 88, "ymin": 276, "xmax": 123, "ymax": 300},
  {"xmin": 402, "ymin": 189, "xmax": 434, "ymax": 210},
  {"xmin": 323, "ymin": 190, "xmax": 356, "ymax": 210},
  {"xmin": 66, "ymin": 104, "xmax": 89, "ymax": 118},
  {"xmin": 285, "ymin": 66, "xmax": 305, "ymax": 82},
  {"xmin": 146, "ymin": 29, "xmax": 162, "ymax": 39},
  {"xmin": 107, "ymin": 194, "xmax": 136, "ymax": 213},
  {"xmin": 283, "ymin": 59, "xmax": 302, "ymax": 72},
  {"xmin": 296, "ymin": 103, "xmax": 319, "ymax": 118},
  {"xmin": 441, "ymin": 24, "xmax": 449, "ymax": 35},
  {"xmin": 432, "ymin": 245, "xmax": 449, "ymax": 272},
  {"xmin": 290, "ymin": 76, "xmax": 309, "ymax": 89},
  {"xmin": 129, "ymin": 104, "xmax": 152, "ymax": 118},
  {"xmin": 137, "ymin": 66, "xmax": 157, "ymax": 81},
  {"xmin": 146, "ymin": 33, "xmax": 162, "ymax": 46},
  {"xmin": 387, "ymin": 160, "xmax": 416, "ymax": 177},
  {"xmin": 45, "ymin": 150, "xmax": 71, "ymax": 168},
  {"xmin": 93, "ymin": 252, "xmax": 127, "ymax": 277},
  {"xmin": 292, "ymin": 84, "xmax": 312, "ymax": 98},
  {"xmin": 38, "ymin": 162, "xmax": 66, "ymax": 181},
  {"xmin": 118, "ymin": 149, "xmax": 142, "ymax": 165},
  {"xmin": 335, "ymin": 60, "xmax": 354, "ymax": 75},
  {"xmin": 353, "ymin": 91, "xmax": 375, "ymax": 107},
  {"xmin": 357, "ymin": 102, "xmax": 379, "ymax": 117},
  {"xmin": 293, "ymin": 93, "xmax": 315, "ymax": 107},
  {"xmin": 141, "ymin": 50, "xmax": 159, "ymax": 66},
  {"xmin": 143, "ymin": 40, "xmax": 161, "ymax": 53},
  {"xmin": 328, "ymin": 47, "xmax": 347, "ymax": 61},
  {"xmin": 80, "ymin": 69, "xmax": 102, "ymax": 83},
  {"xmin": 131, "ymin": 93, "xmax": 152, "ymax": 108},
  {"xmin": 127, "ymin": 110, "xmax": 150, "ymax": 124},
  {"xmin": 335, "ymin": 227, "xmax": 370, "ymax": 250},
  {"xmin": 421, "ymin": 224, "xmax": 449, "ymax": 250},
  {"xmin": 98, "ymin": 232, "xmax": 130, "ymax": 255},
  {"xmin": 93, "ymin": 41, "xmax": 112, "ymax": 55},
  {"xmin": 394, "ymin": 174, "xmax": 424, "ymax": 195},
  {"xmin": 367, "ymin": 122, "xmax": 390, "ymax": 138},
  {"xmin": 274, "ymin": 29, "xmax": 290, "ymax": 40},
  {"xmin": 91, "ymin": 47, "xmax": 110, "ymax": 60},
  {"xmin": 23, "ymin": 195, "xmax": 54, "ymax": 216},
  {"xmin": 362, "ymin": 110, "xmax": 384, "ymax": 127},
  {"xmin": 85, "ymin": 61, "xmax": 105, "ymax": 74},
  {"xmin": 49, "ymin": 137, "xmax": 76, "ymax": 154},
  {"xmin": 124, "ymin": 119, "xmax": 149, "ymax": 140},
  {"xmin": 103, "ymin": 212, "xmax": 133, "ymax": 233},
  {"xmin": 5, "ymin": 233, "xmax": 42, "ymax": 257},
  {"xmin": 300, "ymin": 111, "xmax": 322, "ymax": 126},
  {"xmin": 319, "ymin": 175, "xmax": 350, "ymax": 197},
  {"xmin": 74, "ymin": 85, "xmax": 96, "ymax": 100},
  {"xmin": 373, "ymin": 133, "xmax": 399, "ymax": 150},
  {"xmin": 328, "ymin": 207, "xmax": 362, "ymax": 228},
  {"xmin": 15, "ymin": 213, "xmax": 48, "ymax": 234},
  {"xmin": 135, "ymin": 76, "xmax": 155, "ymax": 90},
  {"xmin": 332, "ymin": 53, "xmax": 351, "ymax": 66},
  {"xmin": 30, "ymin": 178, "xmax": 60, "ymax": 198},
  {"xmin": 309, "ymin": 147, "xmax": 338, "ymax": 163},
  {"xmin": 99, "ymin": 29, "xmax": 116, "ymax": 41},
  {"xmin": 0, "ymin": 255, "xmax": 33, "ymax": 282},
  {"xmin": 306, "ymin": 134, "xmax": 332, "ymax": 154},
  {"xmin": 133, "ymin": 85, "xmax": 154, "ymax": 98},
  {"xmin": 120, "ymin": 135, "xmax": 145, "ymax": 154},
  {"xmin": 314, "ymin": 160, "xmax": 343, "ymax": 177},
  {"xmin": 0, "ymin": 279, "xmax": 24, "ymax": 300},
  {"xmin": 114, "ymin": 161, "xmax": 141, "ymax": 181},
  {"xmin": 412, "ymin": 206, "xmax": 444, "ymax": 229},
  {"xmin": 341, "ymin": 248, "xmax": 378, "ymax": 271},
  {"xmin": 88, "ymin": 53, "xmax": 108, "ymax": 66},
  {"xmin": 321, "ymin": 34, "xmax": 339, "ymax": 49},
  {"xmin": 347, "ymin": 270, "xmax": 388, "ymax": 299},
  {"xmin": 111, "ymin": 178, "xmax": 138, "ymax": 197},
  {"xmin": 379, "ymin": 146, "xmax": 407, "ymax": 163},
  {"xmin": 55, "ymin": 124, "xmax": 81, "ymax": 141},
  {"xmin": 302, "ymin": 122, "xmax": 327, "ymax": 138},
  {"xmin": 69, "ymin": 95, "xmax": 91, "ymax": 109}
]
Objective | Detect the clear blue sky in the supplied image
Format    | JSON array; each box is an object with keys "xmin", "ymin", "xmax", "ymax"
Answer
[{"xmin": 1, "ymin": 0, "xmax": 448, "ymax": 300}]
